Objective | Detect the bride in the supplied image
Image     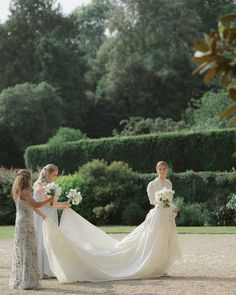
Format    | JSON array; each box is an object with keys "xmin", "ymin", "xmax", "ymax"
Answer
[{"xmin": 42, "ymin": 161, "xmax": 182, "ymax": 282}]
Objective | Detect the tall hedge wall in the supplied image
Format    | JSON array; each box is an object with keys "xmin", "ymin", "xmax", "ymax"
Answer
[
  {"xmin": 142, "ymin": 171, "xmax": 236, "ymax": 205},
  {"xmin": 25, "ymin": 129, "xmax": 236, "ymax": 173},
  {"xmin": 1, "ymin": 167, "xmax": 235, "ymax": 225}
]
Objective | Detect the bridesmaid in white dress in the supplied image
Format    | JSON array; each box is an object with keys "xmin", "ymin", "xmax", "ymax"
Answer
[
  {"xmin": 9, "ymin": 169, "xmax": 52, "ymax": 290},
  {"xmin": 33, "ymin": 164, "xmax": 70, "ymax": 278}
]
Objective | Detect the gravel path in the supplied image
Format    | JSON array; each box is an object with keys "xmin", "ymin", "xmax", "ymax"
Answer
[{"xmin": 0, "ymin": 234, "xmax": 236, "ymax": 295}]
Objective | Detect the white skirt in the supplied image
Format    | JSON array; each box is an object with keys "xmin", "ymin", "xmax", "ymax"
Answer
[{"xmin": 42, "ymin": 206, "xmax": 181, "ymax": 282}]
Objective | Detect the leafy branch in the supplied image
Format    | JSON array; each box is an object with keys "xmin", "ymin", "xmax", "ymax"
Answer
[{"xmin": 192, "ymin": 13, "xmax": 236, "ymax": 129}]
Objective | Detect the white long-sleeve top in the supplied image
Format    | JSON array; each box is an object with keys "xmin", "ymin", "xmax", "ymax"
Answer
[
  {"xmin": 147, "ymin": 177, "xmax": 177, "ymax": 216},
  {"xmin": 147, "ymin": 177, "xmax": 172, "ymax": 205}
]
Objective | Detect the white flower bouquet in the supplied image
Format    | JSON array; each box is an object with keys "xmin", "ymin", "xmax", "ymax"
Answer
[
  {"xmin": 44, "ymin": 182, "xmax": 61, "ymax": 201},
  {"xmin": 155, "ymin": 187, "xmax": 174, "ymax": 208},
  {"xmin": 66, "ymin": 189, "xmax": 82, "ymax": 205}
]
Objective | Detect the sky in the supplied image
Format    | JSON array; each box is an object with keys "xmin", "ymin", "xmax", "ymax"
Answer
[{"xmin": 0, "ymin": 0, "xmax": 92, "ymax": 23}]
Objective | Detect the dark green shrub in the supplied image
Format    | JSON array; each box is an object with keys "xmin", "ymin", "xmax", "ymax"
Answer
[
  {"xmin": 0, "ymin": 129, "xmax": 23, "ymax": 167},
  {"xmin": 56, "ymin": 173, "xmax": 82, "ymax": 221},
  {"xmin": 0, "ymin": 83, "xmax": 64, "ymax": 167},
  {"xmin": 140, "ymin": 171, "xmax": 236, "ymax": 208},
  {"xmin": 226, "ymin": 193, "xmax": 236, "ymax": 211},
  {"xmin": 174, "ymin": 197, "xmax": 211, "ymax": 226},
  {"xmin": 212, "ymin": 206, "xmax": 235, "ymax": 226},
  {"xmin": 211, "ymin": 194, "xmax": 236, "ymax": 225},
  {"xmin": 57, "ymin": 160, "xmax": 147, "ymax": 225},
  {"xmin": 0, "ymin": 82, "xmax": 63, "ymax": 167},
  {"xmin": 184, "ymin": 90, "xmax": 231, "ymax": 129},
  {"xmin": 2, "ymin": 163, "xmax": 236, "ymax": 225},
  {"xmin": 56, "ymin": 173, "xmax": 82, "ymax": 195},
  {"xmin": 113, "ymin": 116, "xmax": 189, "ymax": 136},
  {"xmin": 121, "ymin": 202, "xmax": 146, "ymax": 225},
  {"xmin": 56, "ymin": 168, "xmax": 236, "ymax": 225},
  {"xmin": 0, "ymin": 169, "xmax": 17, "ymax": 225},
  {"xmin": 93, "ymin": 203, "xmax": 119, "ymax": 225},
  {"xmin": 25, "ymin": 129, "xmax": 236, "ymax": 174},
  {"xmin": 48, "ymin": 127, "xmax": 88, "ymax": 145},
  {"xmin": 171, "ymin": 171, "xmax": 236, "ymax": 205}
]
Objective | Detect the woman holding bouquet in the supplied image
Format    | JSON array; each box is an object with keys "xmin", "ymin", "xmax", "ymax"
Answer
[
  {"xmin": 145, "ymin": 161, "xmax": 181, "ymax": 272},
  {"xmin": 147, "ymin": 161, "xmax": 178, "ymax": 216},
  {"xmin": 33, "ymin": 164, "xmax": 70, "ymax": 278},
  {"xmin": 41, "ymin": 161, "xmax": 181, "ymax": 282}
]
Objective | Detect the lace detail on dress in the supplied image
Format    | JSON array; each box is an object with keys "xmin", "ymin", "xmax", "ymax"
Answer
[{"xmin": 9, "ymin": 199, "xmax": 40, "ymax": 289}]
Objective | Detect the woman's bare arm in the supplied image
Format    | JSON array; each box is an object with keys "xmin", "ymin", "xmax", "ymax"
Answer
[
  {"xmin": 33, "ymin": 208, "xmax": 47, "ymax": 220},
  {"xmin": 21, "ymin": 190, "xmax": 52, "ymax": 208},
  {"xmin": 52, "ymin": 201, "xmax": 71, "ymax": 208},
  {"xmin": 34, "ymin": 183, "xmax": 70, "ymax": 208}
]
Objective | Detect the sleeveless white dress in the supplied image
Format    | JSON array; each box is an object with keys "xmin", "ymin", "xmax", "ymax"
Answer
[
  {"xmin": 33, "ymin": 187, "xmax": 58, "ymax": 277},
  {"xmin": 42, "ymin": 179, "xmax": 181, "ymax": 282}
]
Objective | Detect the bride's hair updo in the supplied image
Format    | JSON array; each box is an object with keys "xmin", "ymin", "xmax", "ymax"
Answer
[
  {"xmin": 156, "ymin": 161, "xmax": 169, "ymax": 169},
  {"xmin": 36, "ymin": 164, "xmax": 58, "ymax": 185},
  {"xmin": 12, "ymin": 169, "xmax": 32, "ymax": 200}
]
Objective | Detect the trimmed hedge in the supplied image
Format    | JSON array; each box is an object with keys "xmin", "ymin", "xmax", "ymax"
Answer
[
  {"xmin": 25, "ymin": 129, "xmax": 236, "ymax": 174},
  {"xmin": 140, "ymin": 171, "xmax": 236, "ymax": 207},
  {"xmin": 58, "ymin": 168, "xmax": 236, "ymax": 225},
  {"xmin": 1, "ymin": 165, "xmax": 235, "ymax": 225}
]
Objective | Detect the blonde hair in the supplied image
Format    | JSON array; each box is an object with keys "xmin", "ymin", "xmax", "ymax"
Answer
[
  {"xmin": 156, "ymin": 161, "xmax": 169, "ymax": 169},
  {"xmin": 36, "ymin": 164, "xmax": 58, "ymax": 186},
  {"xmin": 12, "ymin": 169, "xmax": 32, "ymax": 200}
]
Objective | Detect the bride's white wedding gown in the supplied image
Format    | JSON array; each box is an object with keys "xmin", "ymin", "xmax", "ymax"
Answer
[{"xmin": 42, "ymin": 202, "xmax": 181, "ymax": 282}]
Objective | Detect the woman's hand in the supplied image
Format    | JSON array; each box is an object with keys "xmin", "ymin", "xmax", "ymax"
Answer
[
  {"xmin": 172, "ymin": 208, "xmax": 179, "ymax": 216},
  {"xmin": 63, "ymin": 202, "xmax": 71, "ymax": 208},
  {"xmin": 50, "ymin": 201, "xmax": 71, "ymax": 208}
]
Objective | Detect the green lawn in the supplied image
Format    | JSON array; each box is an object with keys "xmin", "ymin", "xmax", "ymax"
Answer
[
  {"xmin": 176, "ymin": 226, "xmax": 236, "ymax": 234},
  {"xmin": 0, "ymin": 226, "xmax": 15, "ymax": 239},
  {"xmin": 100, "ymin": 226, "xmax": 236, "ymax": 234},
  {"xmin": 1, "ymin": 225, "xmax": 236, "ymax": 239}
]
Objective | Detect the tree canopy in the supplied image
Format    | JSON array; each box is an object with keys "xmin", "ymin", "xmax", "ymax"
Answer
[{"xmin": 0, "ymin": 0, "xmax": 235, "ymax": 167}]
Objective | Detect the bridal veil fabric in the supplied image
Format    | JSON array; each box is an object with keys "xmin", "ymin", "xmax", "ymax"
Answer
[{"xmin": 42, "ymin": 207, "xmax": 181, "ymax": 282}]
